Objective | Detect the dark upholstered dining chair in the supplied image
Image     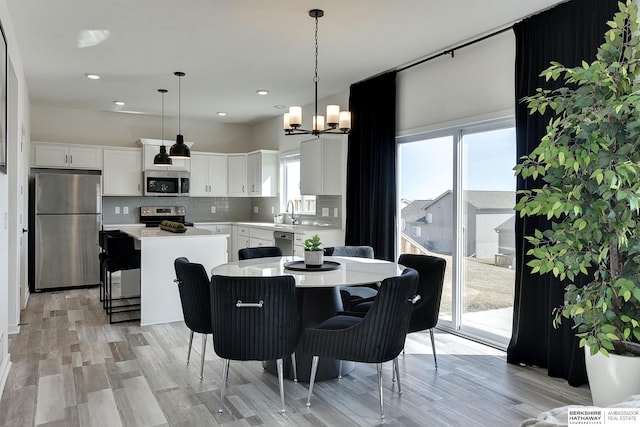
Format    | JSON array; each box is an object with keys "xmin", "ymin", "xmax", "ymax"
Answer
[
  {"xmin": 238, "ymin": 246, "xmax": 283, "ymax": 260},
  {"xmin": 173, "ymin": 257, "xmax": 213, "ymax": 380},
  {"xmin": 398, "ymin": 253, "xmax": 446, "ymax": 369},
  {"xmin": 210, "ymin": 274, "xmax": 300, "ymax": 414},
  {"xmin": 301, "ymin": 268, "xmax": 419, "ymax": 419},
  {"xmin": 324, "ymin": 245, "xmax": 378, "ymax": 311}
]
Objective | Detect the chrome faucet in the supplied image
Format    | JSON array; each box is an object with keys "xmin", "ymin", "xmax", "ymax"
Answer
[{"xmin": 286, "ymin": 200, "xmax": 298, "ymax": 225}]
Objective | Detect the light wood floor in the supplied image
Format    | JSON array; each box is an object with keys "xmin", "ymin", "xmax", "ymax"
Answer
[{"xmin": 0, "ymin": 287, "xmax": 592, "ymax": 427}]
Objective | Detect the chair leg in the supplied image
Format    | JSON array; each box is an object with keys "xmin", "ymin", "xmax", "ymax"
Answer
[
  {"xmin": 277, "ymin": 358, "xmax": 286, "ymax": 413},
  {"xmin": 186, "ymin": 330, "xmax": 194, "ymax": 365},
  {"xmin": 200, "ymin": 334, "xmax": 207, "ymax": 381},
  {"xmin": 394, "ymin": 358, "xmax": 402, "ymax": 395},
  {"xmin": 306, "ymin": 356, "xmax": 319, "ymax": 407},
  {"xmin": 429, "ymin": 328, "xmax": 438, "ymax": 370},
  {"xmin": 377, "ymin": 363, "xmax": 385, "ymax": 419},
  {"xmin": 291, "ymin": 353, "xmax": 298, "ymax": 383},
  {"xmin": 338, "ymin": 360, "xmax": 343, "ymax": 379},
  {"xmin": 108, "ymin": 271, "xmax": 113, "ymax": 323},
  {"xmin": 219, "ymin": 359, "xmax": 230, "ymax": 413}
]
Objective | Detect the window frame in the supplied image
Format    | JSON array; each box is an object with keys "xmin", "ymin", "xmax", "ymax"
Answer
[{"xmin": 279, "ymin": 150, "xmax": 316, "ymax": 215}]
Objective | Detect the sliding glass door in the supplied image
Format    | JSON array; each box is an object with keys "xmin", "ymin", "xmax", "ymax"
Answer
[{"xmin": 398, "ymin": 120, "xmax": 515, "ymax": 347}]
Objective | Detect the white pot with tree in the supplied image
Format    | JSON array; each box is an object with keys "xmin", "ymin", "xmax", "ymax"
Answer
[{"xmin": 514, "ymin": 0, "xmax": 640, "ymax": 407}]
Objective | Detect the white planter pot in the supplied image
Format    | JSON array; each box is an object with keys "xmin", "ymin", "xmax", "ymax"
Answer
[
  {"xmin": 584, "ymin": 346, "xmax": 640, "ymax": 407},
  {"xmin": 304, "ymin": 250, "xmax": 324, "ymax": 268}
]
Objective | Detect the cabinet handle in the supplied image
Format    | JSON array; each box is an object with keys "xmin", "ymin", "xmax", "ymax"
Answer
[
  {"xmin": 236, "ymin": 300, "xmax": 263, "ymax": 308},
  {"xmin": 69, "ymin": 155, "xmax": 73, "ymax": 164},
  {"xmin": 242, "ymin": 185, "xmax": 245, "ymax": 193},
  {"xmin": 65, "ymin": 154, "xmax": 68, "ymax": 164}
]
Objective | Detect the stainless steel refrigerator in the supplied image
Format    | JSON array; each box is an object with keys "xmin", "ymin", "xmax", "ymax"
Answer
[{"xmin": 29, "ymin": 169, "xmax": 102, "ymax": 291}]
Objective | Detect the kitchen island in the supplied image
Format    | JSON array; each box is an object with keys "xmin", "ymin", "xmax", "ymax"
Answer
[{"xmin": 121, "ymin": 227, "xmax": 228, "ymax": 325}]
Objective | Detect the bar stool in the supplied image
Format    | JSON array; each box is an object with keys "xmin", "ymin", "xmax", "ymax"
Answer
[
  {"xmin": 103, "ymin": 234, "xmax": 141, "ymax": 323},
  {"xmin": 98, "ymin": 230, "xmax": 127, "ymax": 306}
]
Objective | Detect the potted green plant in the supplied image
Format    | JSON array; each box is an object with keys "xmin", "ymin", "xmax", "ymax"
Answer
[
  {"xmin": 514, "ymin": 0, "xmax": 640, "ymax": 406},
  {"xmin": 304, "ymin": 234, "xmax": 324, "ymax": 268}
]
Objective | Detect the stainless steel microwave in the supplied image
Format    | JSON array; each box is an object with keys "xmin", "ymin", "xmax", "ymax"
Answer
[{"xmin": 144, "ymin": 170, "xmax": 190, "ymax": 196}]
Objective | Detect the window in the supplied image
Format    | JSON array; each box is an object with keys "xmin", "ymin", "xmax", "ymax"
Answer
[
  {"xmin": 280, "ymin": 151, "xmax": 316, "ymax": 214},
  {"xmin": 398, "ymin": 118, "xmax": 515, "ymax": 348}
]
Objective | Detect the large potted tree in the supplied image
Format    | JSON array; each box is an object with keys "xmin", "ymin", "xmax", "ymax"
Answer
[{"xmin": 514, "ymin": 0, "xmax": 640, "ymax": 407}]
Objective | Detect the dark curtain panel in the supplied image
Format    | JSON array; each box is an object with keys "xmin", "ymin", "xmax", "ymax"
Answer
[
  {"xmin": 345, "ymin": 71, "xmax": 397, "ymax": 261},
  {"xmin": 507, "ymin": 0, "xmax": 619, "ymax": 386}
]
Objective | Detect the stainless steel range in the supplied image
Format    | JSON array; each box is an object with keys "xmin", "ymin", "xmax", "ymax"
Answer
[{"xmin": 140, "ymin": 206, "xmax": 193, "ymax": 227}]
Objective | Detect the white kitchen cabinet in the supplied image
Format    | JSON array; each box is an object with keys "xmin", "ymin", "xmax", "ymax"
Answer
[
  {"xmin": 227, "ymin": 154, "xmax": 247, "ymax": 197},
  {"xmin": 142, "ymin": 143, "xmax": 189, "ymax": 171},
  {"xmin": 235, "ymin": 225, "xmax": 251, "ymax": 258},
  {"xmin": 194, "ymin": 223, "xmax": 232, "ymax": 259},
  {"xmin": 190, "ymin": 152, "xmax": 227, "ymax": 197},
  {"xmin": 102, "ymin": 148, "xmax": 143, "ymax": 196},
  {"xmin": 294, "ymin": 233, "xmax": 306, "ymax": 257},
  {"xmin": 249, "ymin": 227, "xmax": 275, "ymax": 247},
  {"xmin": 300, "ymin": 138, "xmax": 343, "ymax": 195},
  {"xmin": 32, "ymin": 142, "xmax": 102, "ymax": 169},
  {"xmin": 247, "ymin": 150, "xmax": 278, "ymax": 197}
]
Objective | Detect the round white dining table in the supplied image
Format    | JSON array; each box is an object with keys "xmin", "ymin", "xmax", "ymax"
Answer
[
  {"xmin": 210, "ymin": 255, "xmax": 404, "ymax": 287},
  {"xmin": 211, "ymin": 255, "xmax": 405, "ymax": 382}
]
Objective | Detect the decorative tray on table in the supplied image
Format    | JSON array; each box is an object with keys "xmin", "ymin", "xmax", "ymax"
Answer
[{"xmin": 283, "ymin": 261, "xmax": 341, "ymax": 272}]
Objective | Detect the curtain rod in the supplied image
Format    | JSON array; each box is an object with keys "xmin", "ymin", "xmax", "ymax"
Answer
[{"xmin": 397, "ymin": 26, "xmax": 513, "ymax": 73}]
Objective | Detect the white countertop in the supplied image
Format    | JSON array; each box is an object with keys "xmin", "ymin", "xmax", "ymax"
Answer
[
  {"xmin": 122, "ymin": 227, "xmax": 228, "ymax": 240},
  {"xmin": 104, "ymin": 221, "xmax": 341, "ymax": 234},
  {"xmin": 235, "ymin": 222, "xmax": 338, "ymax": 233}
]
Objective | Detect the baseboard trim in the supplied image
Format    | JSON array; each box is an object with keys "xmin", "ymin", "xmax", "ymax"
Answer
[
  {"xmin": 0, "ymin": 357, "xmax": 11, "ymax": 400},
  {"xmin": 7, "ymin": 324, "xmax": 20, "ymax": 335}
]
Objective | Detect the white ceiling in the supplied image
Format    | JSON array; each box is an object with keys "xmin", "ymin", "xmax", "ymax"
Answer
[{"xmin": 7, "ymin": 0, "xmax": 565, "ymax": 125}]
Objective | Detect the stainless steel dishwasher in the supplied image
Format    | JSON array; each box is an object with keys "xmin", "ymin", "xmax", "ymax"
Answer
[{"xmin": 274, "ymin": 231, "xmax": 294, "ymax": 256}]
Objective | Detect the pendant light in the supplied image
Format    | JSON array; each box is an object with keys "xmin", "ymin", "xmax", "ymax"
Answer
[
  {"xmin": 169, "ymin": 71, "xmax": 190, "ymax": 159},
  {"xmin": 284, "ymin": 9, "xmax": 351, "ymax": 136},
  {"xmin": 153, "ymin": 89, "xmax": 172, "ymax": 167}
]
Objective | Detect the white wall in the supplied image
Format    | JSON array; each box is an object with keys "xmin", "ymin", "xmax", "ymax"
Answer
[
  {"xmin": 0, "ymin": 0, "xmax": 31, "ymax": 398},
  {"xmin": 31, "ymin": 104, "xmax": 254, "ymax": 152},
  {"xmin": 397, "ymin": 30, "xmax": 515, "ymax": 134},
  {"xmin": 250, "ymin": 90, "xmax": 350, "ymax": 153}
]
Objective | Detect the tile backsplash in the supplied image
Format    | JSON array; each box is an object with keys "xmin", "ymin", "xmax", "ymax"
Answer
[{"xmin": 102, "ymin": 195, "xmax": 341, "ymax": 228}]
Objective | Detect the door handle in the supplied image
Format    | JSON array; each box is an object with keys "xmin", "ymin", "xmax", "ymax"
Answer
[{"xmin": 22, "ymin": 228, "xmax": 28, "ymax": 233}]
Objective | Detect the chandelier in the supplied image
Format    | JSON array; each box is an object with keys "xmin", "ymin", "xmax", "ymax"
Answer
[{"xmin": 284, "ymin": 9, "xmax": 351, "ymax": 136}]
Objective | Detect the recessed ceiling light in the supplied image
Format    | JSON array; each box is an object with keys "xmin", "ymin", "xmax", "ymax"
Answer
[
  {"xmin": 274, "ymin": 105, "xmax": 287, "ymax": 109},
  {"xmin": 85, "ymin": 73, "xmax": 100, "ymax": 80},
  {"xmin": 217, "ymin": 112, "xmax": 227, "ymax": 116},
  {"xmin": 113, "ymin": 101, "xmax": 125, "ymax": 106},
  {"xmin": 256, "ymin": 90, "xmax": 269, "ymax": 96}
]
